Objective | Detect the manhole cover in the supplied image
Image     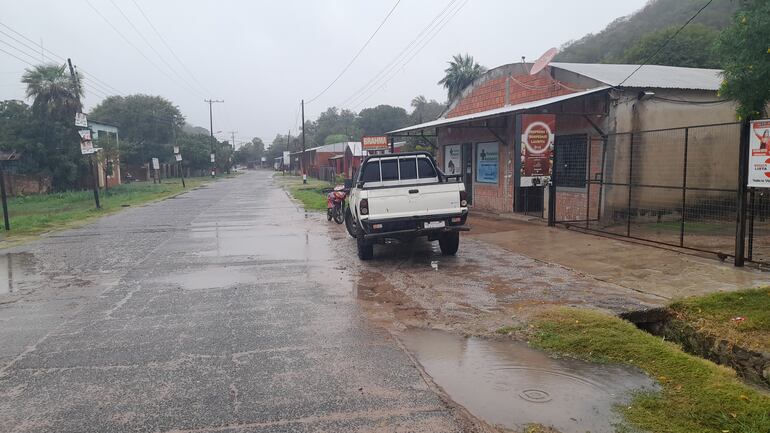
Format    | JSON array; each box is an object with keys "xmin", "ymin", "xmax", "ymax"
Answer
[{"xmin": 519, "ymin": 389, "xmax": 552, "ymax": 403}]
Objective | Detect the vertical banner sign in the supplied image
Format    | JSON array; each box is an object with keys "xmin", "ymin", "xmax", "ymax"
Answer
[
  {"xmin": 520, "ymin": 114, "xmax": 555, "ymax": 187},
  {"xmin": 748, "ymin": 119, "xmax": 770, "ymax": 188},
  {"xmin": 78, "ymin": 130, "xmax": 95, "ymax": 154},
  {"xmin": 444, "ymin": 145, "xmax": 461, "ymax": 175},
  {"xmin": 173, "ymin": 146, "xmax": 180, "ymax": 154},
  {"xmin": 282, "ymin": 151, "xmax": 291, "ymax": 166},
  {"xmin": 476, "ymin": 142, "xmax": 499, "ymax": 183},
  {"xmin": 175, "ymin": 154, "xmax": 182, "ymax": 162},
  {"xmin": 152, "ymin": 158, "xmax": 160, "ymax": 170}
]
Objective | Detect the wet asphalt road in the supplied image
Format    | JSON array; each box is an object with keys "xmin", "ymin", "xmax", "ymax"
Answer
[{"xmin": 0, "ymin": 171, "xmax": 472, "ymax": 433}]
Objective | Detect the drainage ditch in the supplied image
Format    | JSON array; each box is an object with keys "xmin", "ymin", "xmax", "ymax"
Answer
[{"xmin": 621, "ymin": 308, "xmax": 770, "ymax": 389}]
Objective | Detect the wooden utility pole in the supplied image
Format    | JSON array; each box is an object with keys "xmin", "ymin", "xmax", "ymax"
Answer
[
  {"xmin": 69, "ymin": 58, "xmax": 99, "ymax": 209},
  {"xmin": 301, "ymin": 100, "xmax": 306, "ymax": 183}
]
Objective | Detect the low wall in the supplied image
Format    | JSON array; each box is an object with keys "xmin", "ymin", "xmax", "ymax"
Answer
[{"xmin": 3, "ymin": 173, "xmax": 52, "ymax": 196}]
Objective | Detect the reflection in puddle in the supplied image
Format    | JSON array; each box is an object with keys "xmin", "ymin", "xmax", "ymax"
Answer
[
  {"xmin": 0, "ymin": 253, "xmax": 35, "ymax": 295},
  {"xmin": 400, "ymin": 329, "xmax": 657, "ymax": 433},
  {"xmin": 158, "ymin": 269, "xmax": 257, "ymax": 290}
]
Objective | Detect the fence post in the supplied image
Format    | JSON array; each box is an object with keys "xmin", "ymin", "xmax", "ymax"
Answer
[
  {"xmin": 680, "ymin": 128, "xmax": 689, "ymax": 247},
  {"xmin": 627, "ymin": 133, "xmax": 634, "ymax": 237},
  {"xmin": 548, "ymin": 145, "xmax": 556, "ymax": 226},
  {"xmin": 735, "ymin": 121, "xmax": 750, "ymax": 267}
]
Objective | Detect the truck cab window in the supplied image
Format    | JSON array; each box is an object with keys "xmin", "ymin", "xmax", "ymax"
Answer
[
  {"xmin": 417, "ymin": 158, "xmax": 437, "ymax": 178},
  {"xmin": 399, "ymin": 158, "xmax": 417, "ymax": 180},
  {"xmin": 380, "ymin": 159, "xmax": 398, "ymax": 181},
  {"xmin": 361, "ymin": 161, "xmax": 381, "ymax": 183}
]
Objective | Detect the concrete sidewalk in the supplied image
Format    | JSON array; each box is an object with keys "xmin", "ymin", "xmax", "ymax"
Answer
[{"xmin": 467, "ymin": 213, "xmax": 769, "ymax": 301}]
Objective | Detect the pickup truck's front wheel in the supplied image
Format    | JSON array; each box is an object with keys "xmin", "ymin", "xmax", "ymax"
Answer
[
  {"xmin": 439, "ymin": 232, "xmax": 460, "ymax": 256},
  {"xmin": 356, "ymin": 227, "xmax": 373, "ymax": 260}
]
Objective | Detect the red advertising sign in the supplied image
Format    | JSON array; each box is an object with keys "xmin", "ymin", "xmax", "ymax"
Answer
[
  {"xmin": 362, "ymin": 135, "xmax": 389, "ymax": 151},
  {"xmin": 748, "ymin": 119, "xmax": 770, "ymax": 187},
  {"xmin": 520, "ymin": 114, "xmax": 555, "ymax": 186}
]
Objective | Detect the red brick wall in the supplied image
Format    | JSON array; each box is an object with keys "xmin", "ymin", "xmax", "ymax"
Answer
[
  {"xmin": 446, "ymin": 72, "xmax": 582, "ymax": 119},
  {"xmin": 554, "ymin": 137, "xmax": 603, "ymax": 221}
]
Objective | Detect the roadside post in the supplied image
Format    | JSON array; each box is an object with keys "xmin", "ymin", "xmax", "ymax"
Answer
[
  {"xmin": 174, "ymin": 146, "xmax": 185, "ymax": 188},
  {"xmin": 152, "ymin": 158, "xmax": 161, "ymax": 184},
  {"xmin": 77, "ymin": 114, "xmax": 100, "ymax": 209},
  {"xmin": 0, "ymin": 152, "xmax": 20, "ymax": 231}
]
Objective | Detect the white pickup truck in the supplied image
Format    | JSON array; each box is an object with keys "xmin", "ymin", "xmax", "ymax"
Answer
[{"xmin": 345, "ymin": 151, "xmax": 469, "ymax": 260}]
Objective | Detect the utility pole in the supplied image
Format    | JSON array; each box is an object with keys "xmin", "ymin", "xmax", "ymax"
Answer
[
  {"xmin": 301, "ymin": 99, "xmax": 306, "ymax": 184},
  {"xmin": 69, "ymin": 58, "xmax": 99, "ymax": 209},
  {"xmin": 205, "ymin": 99, "xmax": 224, "ymax": 177},
  {"xmin": 172, "ymin": 115, "xmax": 185, "ymax": 188},
  {"xmin": 228, "ymin": 131, "xmax": 237, "ymax": 174},
  {"xmin": 287, "ymin": 130, "xmax": 291, "ymax": 173}
]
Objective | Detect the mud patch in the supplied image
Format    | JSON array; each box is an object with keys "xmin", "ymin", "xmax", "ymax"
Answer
[
  {"xmin": 157, "ymin": 268, "xmax": 258, "ymax": 290},
  {"xmin": 400, "ymin": 329, "xmax": 657, "ymax": 433}
]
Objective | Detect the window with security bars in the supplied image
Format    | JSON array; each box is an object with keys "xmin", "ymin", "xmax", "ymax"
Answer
[{"xmin": 554, "ymin": 134, "xmax": 588, "ymax": 188}]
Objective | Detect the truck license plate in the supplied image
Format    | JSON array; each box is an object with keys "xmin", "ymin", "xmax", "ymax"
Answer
[{"xmin": 424, "ymin": 221, "xmax": 445, "ymax": 229}]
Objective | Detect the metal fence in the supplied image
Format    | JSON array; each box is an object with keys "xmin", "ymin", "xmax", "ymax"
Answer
[{"xmin": 553, "ymin": 122, "xmax": 744, "ymax": 260}]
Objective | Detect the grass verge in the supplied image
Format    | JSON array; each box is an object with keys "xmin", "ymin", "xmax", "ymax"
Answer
[
  {"xmin": 274, "ymin": 174, "xmax": 329, "ymax": 211},
  {"xmin": 530, "ymin": 308, "xmax": 770, "ymax": 433},
  {"xmin": 669, "ymin": 287, "xmax": 770, "ymax": 353},
  {"xmin": 1, "ymin": 177, "xmax": 206, "ymax": 240}
]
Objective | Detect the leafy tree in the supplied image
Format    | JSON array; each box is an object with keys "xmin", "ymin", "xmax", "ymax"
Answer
[
  {"xmin": 89, "ymin": 95, "xmax": 184, "ymax": 165},
  {"xmin": 176, "ymin": 131, "xmax": 213, "ymax": 171},
  {"xmin": 556, "ymin": 0, "xmax": 739, "ymax": 64},
  {"xmin": 618, "ymin": 24, "xmax": 721, "ymax": 68},
  {"xmin": 22, "ymin": 64, "xmax": 83, "ymax": 119},
  {"xmin": 20, "ymin": 63, "xmax": 87, "ymax": 189},
  {"xmin": 410, "ymin": 95, "xmax": 445, "ymax": 124},
  {"xmin": 356, "ymin": 104, "xmax": 409, "ymax": 136},
  {"xmin": 312, "ymin": 107, "xmax": 360, "ymax": 145},
  {"xmin": 233, "ymin": 137, "xmax": 265, "ymax": 164},
  {"xmin": 717, "ymin": 0, "xmax": 770, "ymax": 120},
  {"xmin": 438, "ymin": 54, "xmax": 487, "ymax": 101},
  {"xmin": 324, "ymin": 134, "xmax": 349, "ymax": 145}
]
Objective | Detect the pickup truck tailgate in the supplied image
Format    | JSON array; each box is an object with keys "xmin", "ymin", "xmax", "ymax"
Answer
[{"xmin": 367, "ymin": 183, "xmax": 462, "ymax": 220}]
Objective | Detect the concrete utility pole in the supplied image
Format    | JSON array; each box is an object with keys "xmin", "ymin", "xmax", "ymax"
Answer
[
  {"xmin": 228, "ymin": 131, "xmax": 237, "ymax": 174},
  {"xmin": 301, "ymin": 100, "xmax": 306, "ymax": 184},
  {"xmin": 205, "ymin": 99, "xmax": 224, "ymax": 177}
]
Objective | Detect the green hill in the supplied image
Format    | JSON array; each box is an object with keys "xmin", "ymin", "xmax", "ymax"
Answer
[{"xmin": 556, "ymin": 0, "xmax": 737, "ymax": 64}]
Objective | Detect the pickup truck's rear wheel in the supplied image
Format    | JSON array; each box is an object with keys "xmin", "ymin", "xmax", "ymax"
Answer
[
  {"xmin": 345, "ymin": 207, "xmax": 357, "ymax": 238},
  {"xmin": 356, "ymin": 227, "xmax": 373, "ymax": 260},
  {"xmin": 439, "ymin": 231, "xmax": 460, "ymax": 256}
]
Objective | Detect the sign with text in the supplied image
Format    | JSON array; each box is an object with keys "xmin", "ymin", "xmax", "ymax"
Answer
[
  {"xmin": 282, "ymin": 151, "xmax": 290, "ymax": 165},
  {"xmin": 362, "ymin": 135, "xmax": 389, "ymax": 151},
  {"xmin": 75, "ymin": 113, "xmax": 88, "ymax": 128},
  {"xmin": 476, "ymin": 142, "xmax": 499, "ymax": 184},
  {"xmin": 210, "ymin": 153, "xmax": 216, "ymax": 163},
  {"xmin": 520, "ymin": 114, "xmax": 555, "ymax": 187},
  {"xmin": 78, "ymin": 130, "xmax": 95, "ymax": 154},
  {"xmin": 748, "ymin": 119, "xmax": 770, "ymax": 188},
  {"xmin": 175, "ymin": 154, "xmax": 182, "ymax": 162},
  {"xmin": 152, "ymin": 157, "xmax": 160, "ymax": 170},
  {"xmin": 173, "ymin": 146, "xmax": 180, "ymax": 154},
  {"xmin": 444, "ymin": 144, "xmax": 461, "ymax": 175}
]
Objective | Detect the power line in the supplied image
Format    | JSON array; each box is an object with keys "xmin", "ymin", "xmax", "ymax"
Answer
[
  {"xmin": 349, "ymin": 0, "xmax": 469, "ymax": 110},
  {"xmin": 338, "ymin": 0, "xmax": 461, "ymax": 109},
  {"xmin": 107, "ymin": 0, "xmax": 206, "ymax": 98},
  {"xmin": 616, "ymin": 0, "xmax": 714, "ymax": 87},
  {"xmin": 0, "ymin": 21, "xmax": 125, "ymax": 96},
  {"xmin": 130, "ymin": 0, "xmax": 213, "ymax": 96},
  {"xmin": 305, "ymin": 0, "xmax": 401, "ymax": 104},
  {"xmin": 84, "ymin": 0, "xmax": 203, "ymax": 99}
]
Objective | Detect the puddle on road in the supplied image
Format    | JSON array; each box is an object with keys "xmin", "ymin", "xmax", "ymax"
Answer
[
  {"xmin": 158, "ymin": 268, "xmax": 258, "ymax": 290},
  {"xmin": 0, "ymin": 253, "xmax": 36, "ymax": 295},
  {"xmin": 400, "ymin": 329, "xmax": 657, "ymax": 433}
]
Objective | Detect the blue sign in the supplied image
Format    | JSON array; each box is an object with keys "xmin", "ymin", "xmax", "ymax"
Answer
[{"xmin": 476, "ymin": 142, "xmax": 499, "ymax": 183}]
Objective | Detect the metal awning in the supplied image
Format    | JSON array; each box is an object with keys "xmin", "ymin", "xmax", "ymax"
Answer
[{"xmin": 387, "ymin": 86, "xmax": 610, "ymax": 135}]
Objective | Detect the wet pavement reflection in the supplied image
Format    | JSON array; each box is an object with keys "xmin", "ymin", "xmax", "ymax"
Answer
[{"xmin": 400, "ymin": 329, "xmax": 658, "ymax": 433}]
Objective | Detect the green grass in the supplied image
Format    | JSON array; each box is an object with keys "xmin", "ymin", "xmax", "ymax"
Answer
[
  {"xmin": 274, "ymin": 174, "xmax": 330, "ymax": 211},
  {"xmin": 1, "ymin": 177, "xmax": 206, "ymax": 239},
  {"xmin": 530, "ymin": 308, "xmax": 770, "ymax": 433},
  {"xmin": 670, "ymin": 287, "xmax": 770, "ymax": 353}
]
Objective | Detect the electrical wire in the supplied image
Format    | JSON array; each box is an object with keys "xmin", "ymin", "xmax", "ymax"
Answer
[
  {"xmin": 616, "ymin": 0, "xmax": 714, "ymax": 88},
  {"xmin": 337, "ymin": 0, "xmax": 458, "ymax": 109},
  {"xmin": 305, "ymin": 0, "xmax": 401, "ymax": 104},
  {"xmin": 0, "ymin": 21, "xmax": 124, "ymax": 96},
  {"xmin": 130, "ymin": 0, "xmax": 214, "ymax": 97},
  {"xmin": 107, "ymin": 0, "xmax": 206, "ymax": 98},
  {"xmin": 84, "ymin": 0, "xmax": 203, "ymax": 99},
  {"xmin": 349, "ymin": 0, "xmax": 468, "ymax": 110}
]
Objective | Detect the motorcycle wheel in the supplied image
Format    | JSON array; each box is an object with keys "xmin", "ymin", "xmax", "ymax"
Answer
[
  {"xmin": 333, "ymin": 203, "xmax": 345, "ymax": 224},
  {"xmin": 327, "ymin": 209, "xmax": 332, "ymax": 221}
]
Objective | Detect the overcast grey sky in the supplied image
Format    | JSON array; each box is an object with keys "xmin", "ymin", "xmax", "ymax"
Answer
[{"xmin": 0, "ymin": 0, "xmax": 648, "ymax": 146}]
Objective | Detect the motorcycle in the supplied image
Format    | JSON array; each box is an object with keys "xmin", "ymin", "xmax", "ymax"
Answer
[{"xmin": 324, "ymin": 185, "xmax": 348, "ymax": 224}]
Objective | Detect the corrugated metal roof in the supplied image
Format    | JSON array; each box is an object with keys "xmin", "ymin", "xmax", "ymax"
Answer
[
  {"xmin": 387, "ymin": 86, "xmax": 610, "ymax": 135},
  {"xmin": 551, "ymin": 62, "xmax": 723, "ymax": 90}
]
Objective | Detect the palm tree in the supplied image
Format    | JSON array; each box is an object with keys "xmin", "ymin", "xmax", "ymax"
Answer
[
  {"xmin": 438, "ymin": 54, "xmax": 487, "ymax": 102},
  {"xmin": 21, "ymin": 63, "xmax": 83, "ymax": 120}
]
